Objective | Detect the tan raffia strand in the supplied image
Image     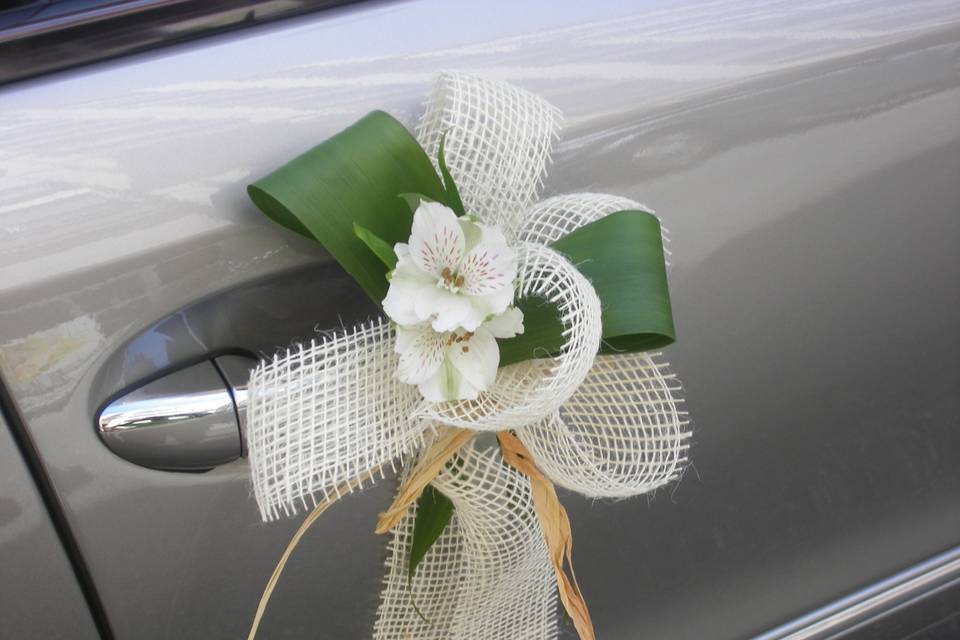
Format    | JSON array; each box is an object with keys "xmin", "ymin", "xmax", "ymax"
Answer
[
  {"xmin": 375, "ymin": 426, "xmax": 474, "ymax": 534},
  {"xmin": 247, "ymin": 466, "xmax": 384, "ymax": 640},
  {"xmin": 498, "ymin": 430, "xmax": 595, "ymax": 640}
]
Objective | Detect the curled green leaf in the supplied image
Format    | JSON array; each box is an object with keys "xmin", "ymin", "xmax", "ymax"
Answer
[
  {"xmin": 498, "ymin": 210, "xmax": 675, "ymax": 366},
  {"xmin": 248, "ymin": 111, "xmax": 447, "ymax": 303}
]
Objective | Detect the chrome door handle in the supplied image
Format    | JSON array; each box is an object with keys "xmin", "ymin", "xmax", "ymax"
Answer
[{"xmin": 97, "ymin": 355, "xmax": 255, "ymax": 471}]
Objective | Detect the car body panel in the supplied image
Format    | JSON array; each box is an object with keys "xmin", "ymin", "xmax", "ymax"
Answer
[
  {"xmin": 0, "ymin": 413, "xmax": 100, "ymax": 639},
  {"xmin": 0, "ymin": 1, "xmax": 958, "ymax": 638}
]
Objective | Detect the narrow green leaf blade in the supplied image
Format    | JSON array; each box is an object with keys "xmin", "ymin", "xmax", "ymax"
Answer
[
  {"xmin": 353, "ymin": 223, "xmax": 397, "ymax": 270},
  {"xmin": 438, "ymin": 133, "xmax": 466, "ymax": 216},
  {"xmin": 409, "ymin": 484, "xmax": 455, "ymax": 580},
  {"xmin": 398, "ymin": 192, "xmax": 436, "ymax": 214}
]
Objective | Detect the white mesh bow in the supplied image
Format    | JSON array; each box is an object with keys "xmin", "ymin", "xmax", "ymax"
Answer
[{"xmin": 247, "ymin": 73, "xmax": 690, "ymax": 640}]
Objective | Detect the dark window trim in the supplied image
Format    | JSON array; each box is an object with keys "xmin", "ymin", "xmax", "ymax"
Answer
[{"xmin": 0, "ymin": 0, "xmax": 366, "ymax": 87}]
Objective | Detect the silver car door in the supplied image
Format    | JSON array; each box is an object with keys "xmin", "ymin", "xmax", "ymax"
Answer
[{"xmin": 1, "ymin": 1, "xmax": 959, "ymax": 639}]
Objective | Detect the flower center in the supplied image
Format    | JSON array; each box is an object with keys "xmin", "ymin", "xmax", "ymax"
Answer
[
  {"xmin": 447, "ymin": 330, "xmax": 474, "ymax": 353},
  {"xmin": 439, "ymin": 266, "xmax": 466, "ymax": 293}
]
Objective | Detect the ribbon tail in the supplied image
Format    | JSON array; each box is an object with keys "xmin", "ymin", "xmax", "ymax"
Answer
[
  {"xmin": 498, "ymin": 430, "xmax": 596, "ymax": 640},
  {"xmin": 375, "ymin": 441, "xmax": 558, "ymax": 640}
]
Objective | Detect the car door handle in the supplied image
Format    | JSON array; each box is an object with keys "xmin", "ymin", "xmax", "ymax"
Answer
[
  {"xmin": 90, "ymin": 261, "xmax": 378, "ymax": 473},
  {"xmin": 97, "ymin": 355, "xmax": 255, "ymax": 471}
]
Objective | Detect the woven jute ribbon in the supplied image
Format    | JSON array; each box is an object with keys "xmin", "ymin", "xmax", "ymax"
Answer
[{"xmin": 246, "ymin": 73, "xmax": 690, "ymax": 640}]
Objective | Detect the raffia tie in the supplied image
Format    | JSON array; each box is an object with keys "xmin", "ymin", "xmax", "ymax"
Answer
[{"xmin": 246, "ymin": 73, "xmax": 691, "ymax": 640}]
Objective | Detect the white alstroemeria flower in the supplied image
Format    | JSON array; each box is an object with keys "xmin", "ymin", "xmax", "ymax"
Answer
[
  {"xmin": 395, "ymin": 307, "xmax": 524, "ymax": 401},
  {"xmin": 382, "ymin": 201, "xmax": 518, "ymax": 333}
]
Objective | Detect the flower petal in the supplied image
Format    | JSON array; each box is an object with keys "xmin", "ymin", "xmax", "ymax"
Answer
[
  {"xmin": 382, "ymin": 250, "xmax": 434, "ymax": 326},
  {"xmin": 417, "ymin": 364, "xmax": 447, "ymax": 401},
  {"xmin": 409, "ymin": 201, "xmax": 464, "ymax": 277},
  {"xmin": 420, "ymin": 359, "xmax": 483, "ymax": 401},
  {"xmin": 470, "ymin": 286, "xmax": 516, "ymax": 320},
  {"xmin": 457, "ymin": 224, "xmax": 517, "ymax": 297},
  {"xmin": 455, "ymin": 305, "xmax": 488, "ymax": 333},
  {"xmin": 482, "ymin": 307, "xmax": 525, "ymax": 339},
  {"xmin": 383, "ymin": 277, "xmax": 426, "ymax": 326},
  {"xmin": 395, "ymin": 325, "xmax": 446, "ymax": 384},
  {"xmin": 452, "ymin": 374, "xmax": 482, "ymax": 401},
  {"xmin": 415, "ymin": 286, "xmax": 474, "ymax": 332},
  {"xmin": 448, "ymin": 328, "xmax": 499, "ymax": 391},
  {"xmin": 393, "ymin": 242, "xmax": 414, "ymax": 266},
  {"xmin": 459, "ymin": 218, "xmax": 483, "ymax": 253}
]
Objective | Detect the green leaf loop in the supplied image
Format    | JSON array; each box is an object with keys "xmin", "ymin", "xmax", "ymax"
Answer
[
  {"xmin": 499, "ymin": 210, "xmax": 675, "ymax": 366},
  {"xmin": 248, "ymin": 111, "xmax": 447, "ymax": 302}
]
